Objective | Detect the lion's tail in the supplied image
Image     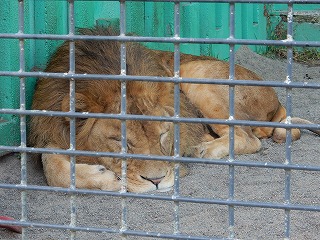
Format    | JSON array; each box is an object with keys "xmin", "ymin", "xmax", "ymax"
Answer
[
  {"xmin": 271, "ymin": 104, "xmax": 319, "ymax": 143},
  {"xmin": 290, "ymin": 117, "xmax": 320, "ymax": 136}
]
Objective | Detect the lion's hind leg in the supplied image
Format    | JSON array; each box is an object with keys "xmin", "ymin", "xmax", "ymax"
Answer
[{"xmin": 42, "ymin": 146, "xmax": 121, "ymax": 191}]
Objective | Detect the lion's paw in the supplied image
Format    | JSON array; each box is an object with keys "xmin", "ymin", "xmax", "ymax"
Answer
[
  {"xmin": 88, "ymin": 165, "xmax": 121, "ymax": 191},
  {"xmin": 194, "ymin": 142, "xmax": 228, "ymax": 159}
]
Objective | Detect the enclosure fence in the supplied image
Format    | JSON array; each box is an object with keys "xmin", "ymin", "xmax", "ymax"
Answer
[{"xmin": 0, "ymin": 0, "xmax": 320, "ymax": 239}]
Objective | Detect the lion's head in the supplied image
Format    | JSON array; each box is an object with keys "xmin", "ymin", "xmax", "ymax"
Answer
[{"xmin": 59, "ymin": 90, "xmax": 195, "ymax": 192}]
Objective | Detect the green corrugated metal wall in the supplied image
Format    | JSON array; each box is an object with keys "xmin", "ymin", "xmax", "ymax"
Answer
[
  {"xmin": 0, "ymin": 1, "xmax": 319, "ymax": 149},
  {"xmin": 125, "ymin": 2, "xmax": 268, "ymax": 58},
  {"xmin": 0, "ymin": 1, "xmax": 31, "ymax": 150}
]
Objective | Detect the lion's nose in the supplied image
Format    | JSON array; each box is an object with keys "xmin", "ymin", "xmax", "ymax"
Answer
[{"xmin": 141, "ymin": 176, "xmax": 165, "ymax": 186}]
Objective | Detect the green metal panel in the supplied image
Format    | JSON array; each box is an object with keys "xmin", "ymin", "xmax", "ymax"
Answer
[
  {"xmin": 142, "ymin": 2, "xmax": 175, "ymax": 52},
  {"xmin": 125, "ymin": 2, "xmax": 267, "ymax": 59},
  {"xmin": 0, "ymin": 0, "xmax": 21, "ymax": 151},
  {"xmin": 0, "ymin": 0, "xmax": 37, "ymax": 152},
  {"xmin": 33, "ymin": 0, "xmax": 68, "ymax": 68},
  {"xmin": 75, "ymin": 1, "xmax": 120, "ymax": 29}
]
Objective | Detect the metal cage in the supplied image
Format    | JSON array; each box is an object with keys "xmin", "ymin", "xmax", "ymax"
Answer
[{"xmin": 0, "ymin": 0, "xmax": 320, "ymax": 239}]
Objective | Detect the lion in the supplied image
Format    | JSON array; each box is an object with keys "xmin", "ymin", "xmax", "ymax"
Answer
[{"xmin": 30, "ymin": 27, "xmax": 319, "ymax": 193}]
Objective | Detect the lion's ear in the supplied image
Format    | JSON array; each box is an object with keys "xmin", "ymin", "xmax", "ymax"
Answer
[{"xmin": 61, "ymin": 93, "xmax": 103, "ymax": 119}]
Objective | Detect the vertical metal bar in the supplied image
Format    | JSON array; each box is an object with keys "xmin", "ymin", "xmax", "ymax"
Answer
[
  {"xmin": 18, "ymin": 0, "xmax": 27, "ymax": 239},
  {"xmin": 228, "ymin": 2, "xmax": 236, "ymax": 239},
  {"xmin": 119, "ymin": 1, "xmax": 128, "ymax": 239},
  {"xmin": 284, "ymin": 3, "xmax": 294, "ymax": 239},
  {"xmin": 173, "ymin": 1, "xmax": 181, "ymax": 235},
  {"xmin": 68, "ymin": 0, "xmax": 77, "ymax": 239},
  {"xmin": 28, "ymin": 0, "xmax": 35, "ymax": 71}
]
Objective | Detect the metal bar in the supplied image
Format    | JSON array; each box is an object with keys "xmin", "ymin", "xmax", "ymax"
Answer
[
  {"xmin": 18, "ymin": 0, "xmax": 27, "ymax": 239},
  {"xmin": 1, "ymin": 146, "xmax": 320, "ymax": 171},
  {"xmin": 2, "ymin": 71, "xmax": 319, "ymax": 88},
  {"xmin": 228, "ymin": 2, "xmax": 236, "ymax": 239},
  {"xmin": 0, "ymin": 108, "xmax": 320, "ymax": 131},
  {"xmin": 8, "ymin": 66, "xmax": 320, "ymax": 87},
  {"xmin": 0, "ymin": 184, "xmax": 319, "ymax": 211},
  {"xmin": 2, "ymin": 71, "xmax": 320, "ymax": 89},
  {"xmin": 0, "ymin": 218, "xmax": 229, "ymax": 240},
  {"xmin": 1, "ymin": 33, "xmax": 320, "ymax": 47},
  {"xmin": 67, "ymin": 1, "xmax": 77, "ymax": 239},
  {"xmin": 284, "ymin": 3, "xmax": 294, "ymax": 239},
  {"xmin": 119, "ymin": 1, "xmax": 128, "ymax": 238},
  {"xmin": 173, "ymin": 1, "xmax": 181, "ymax": 235}
]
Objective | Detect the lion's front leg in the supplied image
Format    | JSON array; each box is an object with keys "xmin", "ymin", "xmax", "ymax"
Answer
[
  {"xmin": 41, "ymin": 149, "xmax": 121, "ymax": 191},
  {"xmin": 197, "ymin": 126, "xmax": 262, "ymax": 159}
]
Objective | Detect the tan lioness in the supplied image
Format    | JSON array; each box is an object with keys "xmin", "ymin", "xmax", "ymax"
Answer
[{"xmin": 30, "ymin": 27, "xmax": 319, "ymax": 192}]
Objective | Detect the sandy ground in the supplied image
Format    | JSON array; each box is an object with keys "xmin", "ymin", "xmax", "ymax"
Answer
[{"xmin": 1, "ymin": 47, "xmax": 319, "ymax": 240}]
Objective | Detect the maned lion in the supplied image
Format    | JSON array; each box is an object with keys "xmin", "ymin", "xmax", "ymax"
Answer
[{"xmin": 30, "ymin": 27, "xmax": 319, "ymax": 193}]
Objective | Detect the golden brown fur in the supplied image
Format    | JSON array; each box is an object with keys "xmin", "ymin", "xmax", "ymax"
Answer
[{"xmin": 30, "ymin": 27, "xmax": 319, "ymax": 192}]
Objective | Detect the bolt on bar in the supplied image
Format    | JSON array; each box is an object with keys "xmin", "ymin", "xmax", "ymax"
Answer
[{"xmin": 18, "ymin": 0, "xmax": 28, "ymax": 239}]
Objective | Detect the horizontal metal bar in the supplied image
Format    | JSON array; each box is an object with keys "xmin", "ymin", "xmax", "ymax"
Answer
[
  {"xmin": 0, "ymin": 108, "xmax": 320, "ymax": 131},
  {"xmin": 0, "ymin": 33, "xmax": 320, "ymax": 47},
  {"xmin": 0, "ymin": 219, "xmax": 226, "ymax": 240},
  {"xmin": 1, "ymin": 146, "xmax": 320, "ymax": 171},
  {"xmin": 0, "ymin": 183, "xmax": 319, "ymax": 212},
  {"xmin": 1, "ymin": 71, "xmax": 320, "ymax": 90}
]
